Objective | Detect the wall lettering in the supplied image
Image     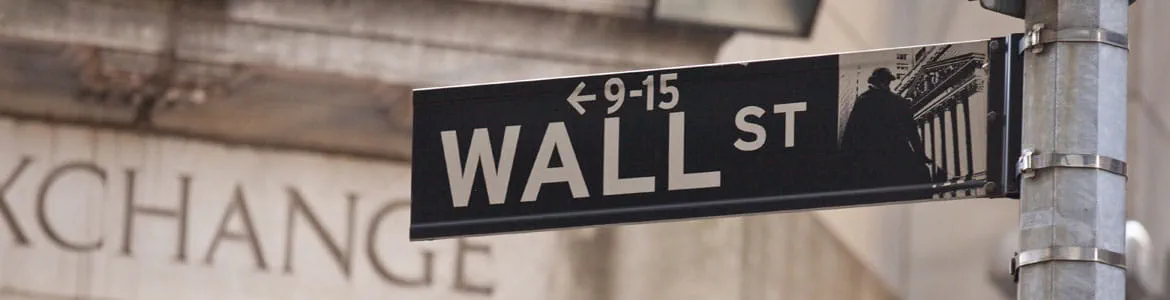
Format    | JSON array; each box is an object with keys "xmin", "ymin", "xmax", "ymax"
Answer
[
  {"xmin": 204, "ymin": 185, "xmax": 269, "ymax": 271},
  {"xmin": 454, "ymin": 238, "xmax": 494, "ymax": 296},
  {"xmin": 36, "ymin": 162, "xmax": 106, "ymax": 252},
  {"xmin": 284, "ymin": 188, "xmax": 357, "ymax": 277},
  {"xmin": 0, "ymin": 155, "xmax": 497, "ymax": 297},
  {"xmin": 0, "ymin": 157, "xmax": 30, "ymax": 246},
  {"xmin": 367, "ymin": 201, "xmax": 435, "ymax": 287},
  {"xmin": 122, "ymin": 170, "xmax": 191, "ymax": 263}
]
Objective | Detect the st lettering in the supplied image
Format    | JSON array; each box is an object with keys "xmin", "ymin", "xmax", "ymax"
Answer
[
  {"xmin": 439, "ymin": 112, "xmax": 724, "ymax": 207},
  {"xmin": 734, "ymin": 102, "xmax": 808, "ymax": 151}
]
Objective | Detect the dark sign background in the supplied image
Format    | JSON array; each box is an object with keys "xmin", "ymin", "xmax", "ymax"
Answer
[{"xmin": 411, "ymin": 38, "xmax": 1016, "ymax": 241}]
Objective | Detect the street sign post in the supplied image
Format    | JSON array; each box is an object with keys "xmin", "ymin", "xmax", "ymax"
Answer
[
  {"xmin": 1001, "ymin": 0, "xmax": 1132, "ymax": 299},
  {"xmin": 410, "ymin": 37, "xmax": 1022, "ymax": 241}
]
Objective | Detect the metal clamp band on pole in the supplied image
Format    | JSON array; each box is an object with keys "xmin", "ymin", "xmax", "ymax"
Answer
[
  {"xmin": 1017, "ymin": 149, "xmax": 1128, "ymax": 179},
  {"xmin": 1019, "ymin": 24, "xmax": 1129, "ymax": 54},
  {"xmin": 1010, "ymin": 246, "xmax": 1127, "ymax": 283}
]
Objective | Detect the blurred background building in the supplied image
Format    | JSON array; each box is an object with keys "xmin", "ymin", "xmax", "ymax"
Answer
[{"xmin": 0, "ymin": 0, "xmax": 1165, "ymax": 299}]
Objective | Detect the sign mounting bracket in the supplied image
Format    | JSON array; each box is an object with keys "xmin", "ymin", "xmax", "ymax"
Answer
[
  {"xmin": 1009, "ymin": 246, "xmax": 1127, "ymax": 283},
  {"xmin": 1017, "ymin": 149, "xmax": 1128, "ymax": 179},
  {"xmin": 1019, "ymin": 23, "xmax": 1129, "ymax": 54}
]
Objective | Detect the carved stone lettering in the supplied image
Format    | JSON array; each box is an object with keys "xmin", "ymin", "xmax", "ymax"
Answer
[
  {"xmin": 0, "ymin": 152, "xmax": 500, "ymax": 295},
  {"xmin": 0, "ymin": 157, "xmax": 31, "ymax": 246},
  {"xmin": 454, "ymin": 238, "xmax": 495, "ymax": 296},
  {"xmin": 204, "ymin": 185, "xmax": 269, "ymax": 271},
  {"xmin": 366, "ymin": 201, "xmax": 435, "ymax": 287},
  {"xmin": 283, "ymin": 187, "xmax": 357, "ymax": 277},
  {"xmin": 37, "ymin": 162, "xmax": 106, "ymax": 252},
  {"xmin": 122, "ymin": 170, "xmax": 191, "ymax": 263}
]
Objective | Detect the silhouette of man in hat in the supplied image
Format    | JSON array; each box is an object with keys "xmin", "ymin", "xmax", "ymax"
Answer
[{"xmin": 840, "ymin": 68, "xmax": 934, "ymax": 190}]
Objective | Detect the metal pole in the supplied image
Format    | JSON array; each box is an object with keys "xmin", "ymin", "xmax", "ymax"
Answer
[{"xmin": 1017, "ymin": 0, "xmax": 1129, "ymax": 299}]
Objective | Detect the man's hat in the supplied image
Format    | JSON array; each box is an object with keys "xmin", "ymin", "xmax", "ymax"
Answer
[{"xmin": 868, "ymin": 68, "xmax": 896, "ymax": 85}]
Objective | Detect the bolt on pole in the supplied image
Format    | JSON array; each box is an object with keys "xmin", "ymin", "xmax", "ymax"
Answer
[{"xmin": 1016, "ymin": 0, "xmax": 1130, "ymax": 299}]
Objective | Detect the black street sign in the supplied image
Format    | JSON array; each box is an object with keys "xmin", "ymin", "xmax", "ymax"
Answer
[{"xmin": 410, "ymin": 36, "xmax": 1023, "ymax": 241}]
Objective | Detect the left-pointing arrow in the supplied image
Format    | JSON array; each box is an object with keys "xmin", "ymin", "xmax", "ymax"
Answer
[{"xmin": 567, "ymin": 82, "xmax": 596, "ymax": 115}]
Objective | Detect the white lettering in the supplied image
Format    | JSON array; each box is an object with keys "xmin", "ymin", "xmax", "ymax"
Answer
[
  {"xmin": 440, "ymin": 126, "xmax": 521, "ymax": 207},
  {"xmin": 773, "ymin": 102, "xmax": 807, "ymax": 148},
  {"xmin": 668, "ymin": 112, "xmax": 721, "ymax": 191},
  {"xmin": 603, "ymin": 117, "xmax": 655, "ymax": 196},
  {"xmin": 733, "ymin": 106, "xmax": 767, "ymax": 151},
  {"xmin": 520, "ymin": 122, "xmax": 589, "ymax": 202}
]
